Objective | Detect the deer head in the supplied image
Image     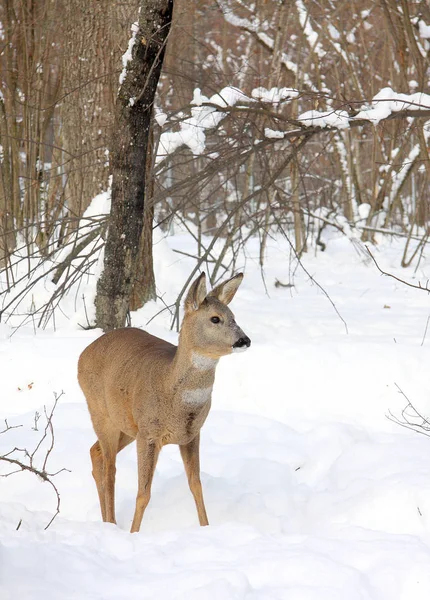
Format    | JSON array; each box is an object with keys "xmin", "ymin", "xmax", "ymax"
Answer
[{"xmin": 182, "ymin": 272, "xmax": 251, "ymax": 359}]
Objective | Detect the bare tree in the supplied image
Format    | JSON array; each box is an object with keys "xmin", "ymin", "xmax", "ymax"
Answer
[{"xmin": 95, "ymin": 0, "xmax": 174, "ymax": 331}]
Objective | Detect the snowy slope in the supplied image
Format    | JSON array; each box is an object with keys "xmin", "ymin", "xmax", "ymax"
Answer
[{"xmin": 2, "ymin": 231, "xmax": 430, "ymax": 600}]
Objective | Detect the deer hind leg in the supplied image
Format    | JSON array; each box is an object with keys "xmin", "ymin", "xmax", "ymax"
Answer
[
  {"xmin": 90, "ymin": 440, "xmax": 107, "ymax": 521},
  {"xmin": 91, "ymin": 432, "xmax": 134, "ymax": 524},
  {"xmin": 89, "ymin": 423, "xmax": 123, "ymax": 524},
  {"xmin": 180, "ymin": 433, "xmax": 209, "ymax": 526},
  {"xmin": 130, "ymin": 432, "xmax": 160, "ymax": 533}
]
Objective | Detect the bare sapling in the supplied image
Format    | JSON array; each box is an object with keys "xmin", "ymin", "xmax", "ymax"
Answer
[
  {"xmin": 78, "ymin": 272, "xmax": 250, "ymax": 532},
  {"xmin": 0, "ymin": 392, "xmax": 69, "ymax": 529}
]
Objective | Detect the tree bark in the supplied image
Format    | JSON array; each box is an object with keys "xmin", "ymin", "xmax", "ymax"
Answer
[
  {"xmin": 61, "ymin": 0, "xmax": 122, "ymax": 224},
  {"xmin": 129, "ymin": 129, "xmax": 156, "ymax": 311},
  {"xmin": 95, "ymin": 0, "xmax": 174, "ymax": 331}
]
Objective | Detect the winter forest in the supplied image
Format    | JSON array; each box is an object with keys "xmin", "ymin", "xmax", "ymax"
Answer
[{"xmin": 2, "ymin": 1, "xmax": 430, "ymax": 599}]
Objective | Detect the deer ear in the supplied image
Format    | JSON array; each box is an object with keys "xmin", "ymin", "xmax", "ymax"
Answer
[
  {"xmin": 209, "ymin": 273, "xmax": 243, "ymax": 305},
  {"xmin": 184, "ymin": 272, "xmax": 207, "ymax": 313}
]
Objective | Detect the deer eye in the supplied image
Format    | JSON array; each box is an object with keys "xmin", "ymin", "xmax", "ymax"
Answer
[{"xmin": 210, "ymin": 316, "xmax": 220, "ymax": 324}]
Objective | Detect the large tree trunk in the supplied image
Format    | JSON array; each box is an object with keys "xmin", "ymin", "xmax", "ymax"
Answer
[
  {"xmin": 61, "ymin": 0, "xmax": 123, "ymax": 224},
  {"xmin": 95, "ymin": 0, "xmax": 174, "ymax": 331}
]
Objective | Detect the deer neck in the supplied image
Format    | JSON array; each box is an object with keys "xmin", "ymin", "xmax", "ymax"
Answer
[{"xmin": 169, "ymin": 340, "xmax": 219, "ymax": 405}]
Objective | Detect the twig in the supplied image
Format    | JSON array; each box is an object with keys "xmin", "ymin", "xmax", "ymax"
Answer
[
  {"xmin": 78, "ymin": 294, "xmax": 95, "ymax": 330},
  {"xmin": 387, "ymin": 383, "xmax": 430, "ymax": 438},
  {"xmin": 145, "ymin": 299, "xmax": 175, "ymax": 327},
  {"xmin": 32, "ymin": 412, "xmax": 41, "ymax": 431},
  {"xmin": 421, "ymin": 316, "xmax": 430, "ymax": 347},
  {"xmin": 366, "ymin": 246, "xmax": 430, "ymax": 293},
  {"xmin": 0, "ymin": 419, "xmax": 23, "ymax": 435},
  {"xmin": 272, "ymin": 210, "xmax": 349, "ymax": 334}
]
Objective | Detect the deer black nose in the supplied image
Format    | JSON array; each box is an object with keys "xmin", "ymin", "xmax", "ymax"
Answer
[{"xmin": 233, "ymin": 336, "xmax": 251, "ymax": 349}]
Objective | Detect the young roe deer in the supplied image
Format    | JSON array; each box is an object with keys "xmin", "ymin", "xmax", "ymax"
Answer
[{"xmin": 78, "ymin": 272, "xmax": 250, "ymax": 533}]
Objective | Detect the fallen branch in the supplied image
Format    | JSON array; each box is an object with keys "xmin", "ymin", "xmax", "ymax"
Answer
[
  {"xmin": 274, "ymin": 279, "xmax": 294, "ymax": 288},
  {"xmin": 387, "ymin": 383, "xmax": 430, "ymax": 438}
]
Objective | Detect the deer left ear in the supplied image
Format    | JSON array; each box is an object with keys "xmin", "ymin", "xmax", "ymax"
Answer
[
  {"xmin": 184, "ymin": 272, "xmax": 207, "ymax": 313},
  {"xmin": 209, "ymin": 273, "xmax": 243, "ymax": 305}
]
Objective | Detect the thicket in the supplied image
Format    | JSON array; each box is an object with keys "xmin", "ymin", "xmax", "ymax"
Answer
[{"xmin": 1, "ymin": 0, "xmax": 429, "ymax": 328}]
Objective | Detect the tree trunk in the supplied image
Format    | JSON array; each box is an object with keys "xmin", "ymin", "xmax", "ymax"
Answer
[
  {"xmin": 129, "ymin": 201, "xmax": 156, "ymax": 310},
  {"xmin": 95, "ymin": 0, "xmax": 174, "ymax": 331},
  {"xmin": 61, "ymin": 0, "xmax": 121, "ymax": 224},
  {"xmin": 129, "ymin": 129, "xmax": 156, "ymax": 311}
]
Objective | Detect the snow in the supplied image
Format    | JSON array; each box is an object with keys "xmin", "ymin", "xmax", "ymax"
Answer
[
  {"xmin": 252, "ymin": 87, "xmax": 299, "ymax": 103},
  {"xmin": 264, "ymin": 128, "xmax": 285, "ymax": 139},
  {"xmin": 191, "ymin": 88, "xmax": 204, "ymax": 107},
  {"xmin": 209, "ymin": 86, "xmax": 248, "ymax": 108},
  {"xmin": 357, "ymin": 203, "xmax": 371, "ymax": 219},
  {"xmin": 353, "ymin": 88, "xmax": 430, "ymax": 124},
  {"xmin": 80, "ymin": 187, "xmax": 111, "ymax": 220},
  {"xmin": 298, "ymin": 109, "xmax": 350, "ymax": 129},
  {"xmin": 119, "ymin": 22, "xmax": 139, "ymax": 86},
  {"xmin": 156, "ymin": 87, "xmax": 249, "ymax": 164},
  {"xmin": 327, "ymin": 24, "xmax": 340, "ymax": 40},
  {"xmin": 216, "ymin": 0, "xmax": 261, "ymax": 33},
  {"xmin": 418, "ymin": 21, "xmax": 430, "ymax": 40},
  {"xmin": 298, "ymin": 88, "xmax": 430, "ymax": 129},
  {"xmin": 155, "ymin": 66, "xmax": 430, "ymax": 165},
  {"xmin": 2, "ymin": 229, "xmax": 430, "ymax": 599},
  {"xmin": 155, "ymin": 111, "xmax": 167, "ymax": 127}
]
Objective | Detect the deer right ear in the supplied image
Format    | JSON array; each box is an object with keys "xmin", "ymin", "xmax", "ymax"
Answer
[
  {"xmin": 209, "ymin": 273, "xmax": 243, "ymax": 305},
  {"xmin": 184, "ymin": 272, "xmax": 207, "ymax": 313}
]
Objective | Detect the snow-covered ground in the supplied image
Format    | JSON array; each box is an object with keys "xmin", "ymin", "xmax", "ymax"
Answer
[{"xmin": 2, "ymin": 228, "xmax": 430, "ymax": 599}]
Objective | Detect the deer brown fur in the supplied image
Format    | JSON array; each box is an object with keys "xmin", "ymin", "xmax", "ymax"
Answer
[{"xmin": 78, "ymin": 272, "xmax": 250, "ymax": 533}]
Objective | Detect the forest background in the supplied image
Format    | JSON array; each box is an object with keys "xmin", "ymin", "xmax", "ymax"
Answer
[{"xmin": 1, "ymin": 0, "xmax": 430, "ymax": 328}]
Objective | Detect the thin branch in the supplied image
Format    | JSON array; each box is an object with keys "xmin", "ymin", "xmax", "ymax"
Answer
[
  {"xmin": 272, "ymin": 210, "xmax": 349, "ymax": 334},
  {"xmin": 421, "ymin": 316, "xmax": 430, "ymax": 347},
  {"xmin": 387, "ymin": 383, "xmax": 430, "ymax": 438},
  {"xmin": 366, "ymin": 246, "xmax": 430, "ymax": 293},
  {"xmin": 0, "ymin": 420, "xmax": 23, "ymax": 435}
]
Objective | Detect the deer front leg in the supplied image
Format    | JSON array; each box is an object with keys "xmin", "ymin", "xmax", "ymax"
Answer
[
  {"xmin": 180, "ymin": 433, "xmax": 209, "ymax": 526},
  {"xmin": 130, "ymin": 433, "xmax": 160, "ymax": 533}
]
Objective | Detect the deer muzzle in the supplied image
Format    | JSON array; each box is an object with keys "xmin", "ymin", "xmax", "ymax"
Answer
[{"xmin": 232, "ymin": 336, "xmax": 251, "ymax": 352}]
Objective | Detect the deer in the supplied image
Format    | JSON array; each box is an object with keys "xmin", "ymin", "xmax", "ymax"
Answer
[{"xmin": 78, "ymin": 272, "xmax": 250, "ymax": 533}]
